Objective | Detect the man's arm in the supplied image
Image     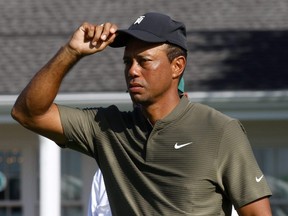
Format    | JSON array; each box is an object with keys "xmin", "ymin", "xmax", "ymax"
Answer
[
  {"xmin": 11, "ymin": 22, "xmax": 117, "ymax": 144},
  {"xmin": 237, "ymin": 197, "xmax": 272, "ymax": 216}
]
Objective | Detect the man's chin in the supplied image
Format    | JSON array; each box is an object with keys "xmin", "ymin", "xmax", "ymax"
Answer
[{"xmin": 130, "ymin": 95, "xmax": 147, "ymax": 106}]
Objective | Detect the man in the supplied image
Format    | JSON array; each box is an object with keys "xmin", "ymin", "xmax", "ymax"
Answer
[
  {"xmin": 88, "ymin": 79, "xmax": 186, "ymax": 216},
  {"xmin": 12, "ymin": 12, "xmax": 272, "ymax": 215}
]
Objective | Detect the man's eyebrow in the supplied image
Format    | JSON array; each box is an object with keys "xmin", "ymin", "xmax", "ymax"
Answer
[
  {"xmin": 122, "ymin": 56, "xmax": 130, "ymax": 61},
  {"xmin": 123, "ymin": 53, "xmax": 146, "ymax": 59}
]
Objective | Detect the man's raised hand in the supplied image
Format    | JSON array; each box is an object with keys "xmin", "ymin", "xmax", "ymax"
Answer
[{"xmin": 67, "ymin": 22, "xmax": 118, "ymax": 57}]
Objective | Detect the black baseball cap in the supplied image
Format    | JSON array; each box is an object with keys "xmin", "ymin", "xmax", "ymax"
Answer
[{"xmin": 110, "ymin": 12, "xmax": 187, "ymax": 51}]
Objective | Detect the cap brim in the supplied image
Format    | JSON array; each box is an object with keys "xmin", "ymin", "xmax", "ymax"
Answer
[{"xmin": 110, "ymin": 29, "xmax": 166, "ymax": 48}]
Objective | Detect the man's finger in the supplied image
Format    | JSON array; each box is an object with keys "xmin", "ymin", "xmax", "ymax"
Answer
[
  {"xmin": 100, "ymin": 23, "xmax": 117, "ymax": 41},
  {"xmin": 81, "ymin": 22, "xmax": 96, "ymax": 39}
]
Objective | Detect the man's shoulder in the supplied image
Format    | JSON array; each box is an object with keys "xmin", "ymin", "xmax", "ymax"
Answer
[{"xmin": 187, "ymin": 102, "xmax": 234, "ymax": 125}]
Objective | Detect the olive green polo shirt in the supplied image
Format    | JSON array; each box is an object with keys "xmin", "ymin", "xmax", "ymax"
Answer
[{"xmin": 58, "ymin": 96, "xmax": 271, "ymax": 215}]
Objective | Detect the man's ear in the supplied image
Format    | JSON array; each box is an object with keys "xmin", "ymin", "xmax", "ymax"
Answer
[{"xmin": 171, "ymin": 56, "xmax": 186, "ymax": 79}]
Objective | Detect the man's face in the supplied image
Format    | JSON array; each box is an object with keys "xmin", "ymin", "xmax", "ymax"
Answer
[{"xmin": 123, "ymin": 39, "xmax": 175, "ymax": 106}]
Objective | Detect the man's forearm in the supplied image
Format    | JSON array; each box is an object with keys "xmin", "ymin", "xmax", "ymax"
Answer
[
  {"xmin": 11, "ymin": 21, "xmax": 117, "ymax": 129},
  {"xmin": 11, "ymin": 45, "xmax": 81, "ymax": 121}
]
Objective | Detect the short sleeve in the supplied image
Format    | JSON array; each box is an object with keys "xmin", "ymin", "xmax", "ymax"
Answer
[
  {"xmin": 216, "ymin": 120, "xmax": 272, "ymax": 209},
  {"xmin": 57, "ymin": 105, "xmax": 99, "ymax": 157}
]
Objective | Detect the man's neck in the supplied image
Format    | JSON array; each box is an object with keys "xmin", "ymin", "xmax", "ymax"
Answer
[{"xmin": 141, "ymin": 96, "xmax": 181, "ymax": 125}]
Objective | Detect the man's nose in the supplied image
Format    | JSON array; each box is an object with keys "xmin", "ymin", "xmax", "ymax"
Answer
[{"xmin": 127, "ymin": 60, "xmax": 140, "ymax": 78}]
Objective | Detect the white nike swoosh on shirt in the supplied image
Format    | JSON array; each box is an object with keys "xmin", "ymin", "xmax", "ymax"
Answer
[
  {"xmin": 256, "ymin": 175, "xmax": 264, "ymax": 182},
  {"xmin": 174, "ymin": 142, "xmax": 193, "ymax": 149}
]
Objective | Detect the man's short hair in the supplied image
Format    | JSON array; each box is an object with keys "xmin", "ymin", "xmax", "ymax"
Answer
[{"xmin": 165, "ymin": 44, "xmax": 187, "ymax": 63}]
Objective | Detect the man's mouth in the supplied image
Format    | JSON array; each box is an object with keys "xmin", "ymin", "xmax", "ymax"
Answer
[{"xmin": 128, "ymin": 83, "xmax": 143, "ymax": 92}]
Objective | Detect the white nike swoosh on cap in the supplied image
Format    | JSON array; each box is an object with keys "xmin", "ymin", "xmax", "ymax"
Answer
[{"xmin": 174, "ymin": 142, "xmax": 193, "ymax": 149}]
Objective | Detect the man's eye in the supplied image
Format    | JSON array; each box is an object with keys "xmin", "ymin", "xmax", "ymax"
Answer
[
  {"xmin": 123, "ymin": 59, "xmax": 132, "ymax": 65},
  {"xmin": 139, "ymin": 59, "xmax": 150, "ymax": 65}
]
